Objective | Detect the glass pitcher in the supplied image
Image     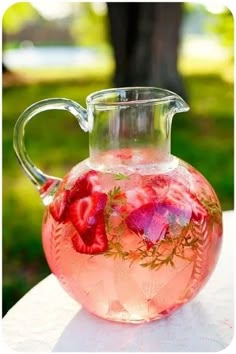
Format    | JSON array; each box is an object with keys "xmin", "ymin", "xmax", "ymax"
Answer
[{"xmin": 13, "ymin": 87, "xmax": 222, "ymax": 323}]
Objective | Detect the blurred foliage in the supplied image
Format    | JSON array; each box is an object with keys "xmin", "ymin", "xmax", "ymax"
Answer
[
  {"xmin": 70, "ymin": 2, "xmax": 109, "ymax": 47},
  {"xmin": 3, "ymin": 2, "xmax": 40, "ymax": 34},
  {"xmin": 184, "ymin": 3, "xmax": 234, "ymax": 51},
  {"xmin": 3, "ymin": 2, "xmax": 110, "ymax": 49},
  {"xmin": 209, "ymin": 10, "xmax": 234, "ymax": 50}
]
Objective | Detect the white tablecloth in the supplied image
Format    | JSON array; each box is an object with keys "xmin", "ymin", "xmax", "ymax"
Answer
[{"xmin": 2, "ymin": 211, "xmax": 234, "ymax": 352}]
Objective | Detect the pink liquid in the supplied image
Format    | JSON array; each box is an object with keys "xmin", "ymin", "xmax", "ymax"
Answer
[{"xmin": 42, "ymin": 150, "xmax": 222, "ymax": 323}]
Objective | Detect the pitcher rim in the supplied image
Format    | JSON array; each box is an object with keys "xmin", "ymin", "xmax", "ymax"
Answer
[{"xmin": 86, "ymin": 87, "xmax": 180, "ymax": 106}]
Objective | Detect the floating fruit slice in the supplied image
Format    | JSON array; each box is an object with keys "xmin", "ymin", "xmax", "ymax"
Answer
[
  {"xmin": 69, "ymin": 192, "xmax": 108, "ymax": 254},
  {"xmin": 69, "ymin": 192, "xmax": 107, "ymax": 237},
  {"xmin": 165, "ymin": 182, "xmax": 207, "ymax": 222},
  {"xmin": 126, "ymin": 202, "xmax": 169, "ymax": 247},
  {"xmin": 124, "ymin": 185, "xmax": 157, "ymax": 213},
  {"xmin": 69, "ymin": 170, "xmax": 101, "ymax": 202},
  {"xmin": 49, "ymin": 189, "xmax": 69, "ymax": 222},
  {"xmin": 71, "ymin": 222, "xmax": 108, "ymax": 254},
  {"xmin": 49, "ymin": 170, "xmax": 101, "ymax": 222},
  {"xmin": 125, "ymin": 177, "xmax": 208, "ymax": 249},
  {"xmin": 153, "ymin": 173, "xmax": 207, "ymax": 223}
]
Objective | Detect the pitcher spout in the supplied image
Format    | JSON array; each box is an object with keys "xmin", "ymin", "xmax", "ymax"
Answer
[{"xmin": 172, "ymin": 94, "xmax": 190, "ymax": 113}]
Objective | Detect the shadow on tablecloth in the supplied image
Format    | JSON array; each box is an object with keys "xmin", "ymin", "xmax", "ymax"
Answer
[{"xmin": 52, "ymin": 300, "xmax": 228, "ymax": 352}]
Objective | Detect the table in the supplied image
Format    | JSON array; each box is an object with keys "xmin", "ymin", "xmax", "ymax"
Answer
[{"xmin": 2, "ymin": 211, "xmax": 234, "ymax": 352}]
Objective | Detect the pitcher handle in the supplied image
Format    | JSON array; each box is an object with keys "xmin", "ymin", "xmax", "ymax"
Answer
[{"xmin": 13, "ymin": 98, "xmax": 88, "ymax": 205}]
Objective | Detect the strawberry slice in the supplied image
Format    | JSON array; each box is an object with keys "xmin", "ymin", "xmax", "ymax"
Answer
[
  {"xmin": 71, "ymin": 222, "xmax": 108, "ymax": 254},
  {"xmin": 164, "ymin": 182, "xmax": 207, "ymax": 223},
  {"xmin": 126, "ymin": 202, "xmax": 168, "ymax": 247},
  {"xmin": 69, "ymin": 170, "xmax": 101, "ymax": 202},
  {"xmin": 49, "ymin": 170, "xmax": 102, "ymax": 223},
  {"xmin": 69, "ymin": 192, "xmax": 108, "ymax": 254},
  {"xmin": 111, "ymin": 185, "xmax": 156, "ymax": 216},
  {"xmin": 125, "ymin": 185, "xmax": 156, "ymax": 213},
  {"xmin": 69, "ymin": 192, "xmax": 107, "ymax": 236},
  {"xmin": 49, "ymin": 189, "xmax": 69, "ymax": 222}
]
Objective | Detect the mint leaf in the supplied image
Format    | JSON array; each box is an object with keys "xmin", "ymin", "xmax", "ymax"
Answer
[{"xmin": 114, "ymin": 173, "xmax": 130, "ymax": 181}]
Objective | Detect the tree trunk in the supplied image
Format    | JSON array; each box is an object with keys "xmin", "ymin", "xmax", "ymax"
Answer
[
  {"xmin": 107, "ymin": 3, "xmax": 140, "ymax": 87},
  {"xmin": 107, "ymin": 2, "xmax": 186, "ymax": 97},
  {"xmin": 149, "ymin": 3, "xmax": 185, "ymax": 96}
]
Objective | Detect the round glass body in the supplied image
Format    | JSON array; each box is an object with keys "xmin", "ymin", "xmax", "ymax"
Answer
[{"xmin": 42, "ymin": 150, "xmax": 222, "ymax": 323}]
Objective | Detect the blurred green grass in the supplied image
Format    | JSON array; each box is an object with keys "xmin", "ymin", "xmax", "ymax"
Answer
[{"xmin": 2, "ymin": 69, "xmax": 233, "ymax": 316}]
